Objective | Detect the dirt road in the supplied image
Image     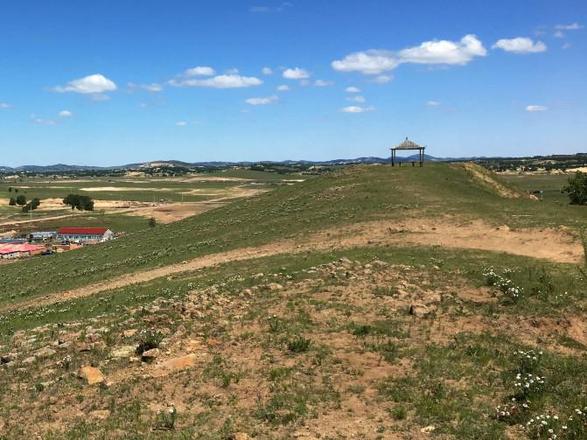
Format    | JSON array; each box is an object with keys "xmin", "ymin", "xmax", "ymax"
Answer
[{"xmin": 1, "ymin": 218, "xmax": 583, "ymax": 314}]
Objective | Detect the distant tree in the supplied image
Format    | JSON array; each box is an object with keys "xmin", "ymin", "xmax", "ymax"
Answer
[
  {"xmin": 63, "ymin": 194, "xmax": 94, "ymax": 211},
  {"xmin": 148, "ymin": 217, "xmax": 157, "ymax": 228},
  {"xmin": 8, "ymin": 187, "xmax": 12, "ymax": 193},
  {"xmin": 8, "ymin": 197, "xmax": 16, "ymax": 206},
  {"xmin": 14, "ymin": 188, "xmax": 18, "ymax": 193},
  {"xmin": 15, "ymin": 194, "xmax": 27, "ymax": 206},
  {"xmin": 30, "ymin": 198, "xmax": 41, "ymax": 209},
  {"xmin": 563, "ymin": 172, "xmax": 587, "ymax": 205}
]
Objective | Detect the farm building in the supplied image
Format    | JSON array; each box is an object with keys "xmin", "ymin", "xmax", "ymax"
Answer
[
  {"xmin": 0, "ymin": 243, "xmax": 45, "ymax": 259},
  {"xmin": 29, "ymin": 231, "xmax": 57, "ymax": 241},
  {"xmin": 57, "ymin": 227, "xmax": 114, "ymax": 243}
]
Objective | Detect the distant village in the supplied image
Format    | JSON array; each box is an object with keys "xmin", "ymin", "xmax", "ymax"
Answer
[{"xmin": 0, "ymin": 227, "xmax": 114, "ymax": 260}]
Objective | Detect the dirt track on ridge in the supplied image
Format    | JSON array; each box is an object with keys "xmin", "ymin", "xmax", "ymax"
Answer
[{"xmin": 1, "ymin": 218, "xmax": 583, "ymax": 314}]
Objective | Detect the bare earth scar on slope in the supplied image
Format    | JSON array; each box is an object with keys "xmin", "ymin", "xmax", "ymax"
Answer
[{"xmin": 2, "ymin": 218, "xmax": 582, "ymax": 314}]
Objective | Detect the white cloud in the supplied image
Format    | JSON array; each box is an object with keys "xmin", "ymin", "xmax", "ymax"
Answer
[
  {"xmin": 426, "ymin": 100, "xmax": 441, "ymax": 107},
  {"xmin": 245, "ymin": 95, "xmax": 279, "ymax": 105},
  {"xmin": 262, "ymin": 67, "xmax": 273, "ymax": 75},
  {"xmin": 526, "ymin": 105, "xmax": 548, "ymax": 112},
  {"xmin": 277, "ymin": 84, "xmax": 290, "ymax": 91},
  {"xmin": 562, "ymin": 42, "xmax": 572, "ymax": 50},
  {"xmin": 332, "ymin": 50, "xmax": 399, "ymax": 75},
  {"xmin": 345, "ymin": 86, "xmax": 361, "ymax": 93},
  {"xmin": 347, "ymin": 95, "xmax": 366, "ymax": 103},
  {"xmin": 373, "ymin": 75, "xmax": 393, "ymax": 84},
  {"xmin": 493, "ymin": 37, "xmax": 547, "ymax": 53},
  {"xmin": 555, "ymin": 22, "xmax": 583, "ymax": 31},
  {"xmin": 176, "ymin": 121, "xmax": 188, "ymax": 126},
  {"xmin": 283, "ymin": 67, "xmax": 310, "ymax": 79},
  {"xmin": 58, "ymin": 110, "xmax": 73, "ymax": 117},
  {"xmin": 340, "ymin": 105, "xmax": 374, "ymax": 113},
  {"xmin": 170, "ymin": 74, "xmax": 262, "ymax": 88},
  {"xmin": 0, "ymin": 102, "xmax": 11, "ymax": 109},
  {"xmin": 553, "ymin": 30, "xmax": 565, "ymax": 39},
  {"xmin": 184, "ymin": 66, "xmax": 215, "ymax": 76},
  {"xmin": 314, "ymin": 79, "xmax": 333, "ymax": 87},
  {"xmin": 332, "ymin": 34, "xmax": 486, "ymax": 75},
  {"xmin": 399, "ymin": 34, "xmax": 487, "ymax": 65},
  {"xmin": 54, "ymin": 74, "xmax": 117, "ymax": 94},
  {"xmin": 128, "ymin": 82, "xmax": 163, "ymax": 92}
]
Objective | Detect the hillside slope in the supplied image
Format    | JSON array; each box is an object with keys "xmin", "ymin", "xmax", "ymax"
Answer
[{"xmin": 0, "ymin": 163, "xmax": 584, "ymax": 310}]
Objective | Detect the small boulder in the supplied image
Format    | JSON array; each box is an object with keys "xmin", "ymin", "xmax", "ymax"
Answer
[
  {"xmin": 409, "ymin": 304, "xmax": 432, "ymax": 318},
  {"xmin": 141, "ymin": 348, "xmax": 160, "ymax": 362},
  {"xmin": 36, "ymin": 346, "xmax": 57, "ymax": 359},
  {"xmin": 78, "ymin": 366, "xmax": 105, "ymax": 385},
  {"xmin": 267, "ymin": 283, "xmax": 283, "ymax": 291},
  {"xmin": 111, "ymin": 345, "xmax": 136, "ymax": 359}
]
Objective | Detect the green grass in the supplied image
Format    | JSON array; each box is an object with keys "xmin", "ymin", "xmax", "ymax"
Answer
[{"xmin": 0, "ymin": 163, "xmax": 584, "ymax": 310}]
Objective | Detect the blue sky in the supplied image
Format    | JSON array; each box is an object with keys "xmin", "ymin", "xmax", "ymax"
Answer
[{"xmin": 1, "ymin": 0, "xmax": 586, "ymax": 166}]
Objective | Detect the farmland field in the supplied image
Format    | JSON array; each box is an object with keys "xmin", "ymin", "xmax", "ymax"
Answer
[{"xmin": 0, "ymin": 163, "xmax": 585, "ymax": 439}]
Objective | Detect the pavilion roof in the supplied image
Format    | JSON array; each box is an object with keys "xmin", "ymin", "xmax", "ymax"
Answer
[{"xmin": 391, "ymin": 137, "xmax": 424, "ymax": 150}]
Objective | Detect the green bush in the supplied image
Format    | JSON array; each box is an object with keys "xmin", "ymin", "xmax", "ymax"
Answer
[{"xmin": 562, "ymin": 171, "xmax": 587, "ymax": 205}]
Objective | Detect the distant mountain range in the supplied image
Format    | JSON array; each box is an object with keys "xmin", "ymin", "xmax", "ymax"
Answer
[
  {"xmin": 0, "ymin": 155, "xmax": 443, "ymax": 173},
  {"xmin": 1, "ymin": 153, "xmax": 585, "ymax": 173}
]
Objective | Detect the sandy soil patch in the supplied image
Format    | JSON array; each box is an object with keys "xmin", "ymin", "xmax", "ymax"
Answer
[
  {"xmin": 80, "ymin": 186, "xmax": 172, "ymax": 192},
  {"xmin": 567, "ymin": 167, "xmax": 587, "ymax": 173},
  {"xmin": 458, "ymin": 163, "xmax": 526, "ymax": 199}
]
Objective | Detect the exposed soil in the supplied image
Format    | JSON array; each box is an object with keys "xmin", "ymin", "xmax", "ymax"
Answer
[{"xmin": 1, "ymin": 217, "xmax": 582, "ymax": 314}]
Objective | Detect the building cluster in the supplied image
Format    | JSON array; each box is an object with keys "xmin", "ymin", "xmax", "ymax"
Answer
[{"xmin": 0, "ymin": 227, "xmax": 114, "ymax": 260}]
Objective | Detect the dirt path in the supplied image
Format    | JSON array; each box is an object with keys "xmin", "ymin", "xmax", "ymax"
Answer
[{"xmin": 1, "ymin": 218, "xmax": 583, "ymax": 314}]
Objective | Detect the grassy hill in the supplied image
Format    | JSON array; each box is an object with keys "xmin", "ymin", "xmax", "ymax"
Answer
[{"xmin": 0, "ymin": 163, "xmax": 585, "ymax": 439}]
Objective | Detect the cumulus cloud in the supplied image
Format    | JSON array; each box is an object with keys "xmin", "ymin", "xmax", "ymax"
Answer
[
  {"xmin": 277, "ymin": 84, "xmax": 290, "ymax": 91},
  {"xmin": 399, "ymin": 34, "xmax": 486, "ymax": 64},
  {"xmin": 245, "ymin": 95, "xmax": 279, "ymax": 105},
  {"xmin": 262, "ymin": 67, "xmax": 273, "ymax": 75},
  {"xmin": 332, "ymin": 50, "xmax": 399, "ymax": 75},
  {"xmin": 283, "ymin": 67, "xmax": 310, "ymax": 79},
  {"xmin": 54, "ymin": 74, "xmax": 117, "ymax": 94},
  {"xmin": 526, "ymin": 105, "xmax": 548, "ymax": 112},
  {"xmin": 314, "ymin": 79, "xmax": 333, "ymax": 87},
  {"xmin": 170, "ymin": 74, "xmax": 262, "ymax": 88},
  {"xmin": 176, "ymin": 121, "xmax": 188, "ymax": 126},
  {"xmin": 332, "ymin": 34, "xmax": 486, "ymax": 75},
  {"xmin": 58, "ymin": 110, "xmax": 73, "ymax": 117},
  {"xmin": 0, "ymin": 102, "xmax": 11, "ymax": 109},
  {"xmin": 493, "ymin": 37, "xmax": 547, "ymax": 53},
  {"xmin": 345, "ymin": 86, "xmax": 361, "ymax": 93},
  {"xmin": 184, "ymin": 66, "xmax": 215, "ymax": 76},
  {"xmin": 555, "ymin": 22, "xmax": 583, "ymax": 31},
  {"xmin": 426, "ymin": 100, "xmax": 441, "ymax": 107},
  {"xmin": 340, "ymin": 105, "xmax": 374, "ymax": 113}
]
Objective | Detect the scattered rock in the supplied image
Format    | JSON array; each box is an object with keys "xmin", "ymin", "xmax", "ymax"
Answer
[
  {"xmin": 0, "ymin": 353, "xmax": 16, "ymax": 364},
  {"xmin": 159, "ymin": 354, "xmax": 197, "ymax": 371},
  {"xmin": 267, "ymin": 283, "xmax": 283, "ymax": 291},
  {"xmin": 111, "ymin": 345, "xmax": 136, "ymax": 359},
  {"xmin": 421, "ymin": 425, "xmax": 436, "ymax": 434},
  {"xmin": 234, "ymin": 433, "xmax": 252, "ymax": 440},
  {"xmin": 35, "ymin": 346, "xmax": 57, "ymax": 359},
  {"xmin": 21, "ymin": 356, "xmax": 37, "ymax": 365},
  {"xmin": 123, "ymin": 329, "xmax": 138, "ymax": 338},
  {"xmin": 409, "ymin": 304, "xmax": 432, "ymax": 318},
  {"xmin": 78, "ymin": 366, "xmax": 105, "ymax": 385},
  {"xmin": 141, "ymin": 348, "xmax": 160, "ymax": 362}
]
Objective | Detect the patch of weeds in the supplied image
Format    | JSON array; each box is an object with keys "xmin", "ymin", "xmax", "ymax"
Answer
[
  {"xmin": 203, "ymin": 355, "xmax": 242, "ymax": 388},
  {"xmin": 390, "ymin": 406, "xmax": 407, "ymax": 420},
  {"xmin": 154, "ymin": 406, "xmax": 177, "ymax": 431},
  {"xmin": 286, "ymin": 335, "xmax": 311, "ymax": 354},
  {"xmin": 483, "ymin": 266, "xmax": 524, "ymax": 303}
]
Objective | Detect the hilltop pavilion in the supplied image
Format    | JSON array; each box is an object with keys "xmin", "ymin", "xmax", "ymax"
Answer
[{"xmin": 390, "ymin": 138, "xmax": 426, "ymax": 167}]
